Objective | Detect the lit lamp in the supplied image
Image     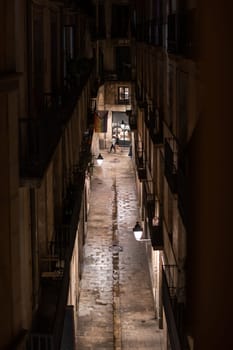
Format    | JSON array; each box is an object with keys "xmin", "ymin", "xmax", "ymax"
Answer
[
  {"xmin": 133, "ymin": 221, "xmax": 143, "ymax": 240},
  {"xmin": 96, "ymin": 153, "xmax": 104, "ymax": 166},
  {"xmin": 133, "ymin": 221, "xmax": 150, "ymax": 242}
]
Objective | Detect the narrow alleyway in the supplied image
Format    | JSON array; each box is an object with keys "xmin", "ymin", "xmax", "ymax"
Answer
[{"xmin": 76, "ymin": 149, "xmax": 163, "ymax": 349}]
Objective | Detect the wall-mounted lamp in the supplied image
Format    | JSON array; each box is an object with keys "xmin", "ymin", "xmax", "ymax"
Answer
[
  {"xmin": 133, "ymin": 221, "xmax": 150, "ymax": 242},
  {"xmin": 96, "ymin": 153, "xmax": 104, "ymax": 166}
]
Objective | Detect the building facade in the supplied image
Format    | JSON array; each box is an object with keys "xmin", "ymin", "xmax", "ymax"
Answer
[
  {"xmin": 131, "ymin": 0, "xmax": 198, "ymax": 349},
  {"xmin": 0, "ymin": 0, "xmax": 97, "ymax": 348}
]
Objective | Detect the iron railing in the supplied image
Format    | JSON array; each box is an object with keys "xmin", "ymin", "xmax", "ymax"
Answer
[
  {"xmin": 144, "ymin": 106, "xmax": 163, "ymax": 144},
  {"xmin": 162, "ymin": 265, "xmax": 189, "ymax": 350},
  {"xmin": 19, "ymin": 59, "xmax": 94, "ymax": 185},
  {"xmin": 127, "ymin": 110, "xmax": 137, "ymax": 130},
  {"xmin": 135, "ymin": 145, "xmax": 147, "ymax": 181},
  {"xmin": 167, "ymin": 10, "xmax": 197, "ymax": 59},
  {"xmin": 27, "ymin": 170, "xmax": 85, "ymax": 350},
  {"xmin": 19, "ymin": 117, "xmax": 62, "ymax": 182},
  {"xmin": 26, "ymin": 130, "xmax": 93, "ymax": 349},
  {"xmin": 143, "ymin": 181, "xmax": 164, "ymax": 250},
  {"xmin": 177, "ymin": 166, "xmax": 187, "ymax": 227},
  {"xmin": 162, "ymin": 269, "xmax": 182, "ymax": 350}
]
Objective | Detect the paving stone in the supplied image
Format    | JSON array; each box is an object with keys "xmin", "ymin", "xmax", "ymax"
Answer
[{"xmin": 76, "ymin": 151, "xmax": 164, "ymax": 350}]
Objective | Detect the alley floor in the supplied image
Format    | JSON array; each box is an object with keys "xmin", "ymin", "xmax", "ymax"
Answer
[{"xmin": 76, "ymin": 148, "xmax": 164, "ymax": 349}]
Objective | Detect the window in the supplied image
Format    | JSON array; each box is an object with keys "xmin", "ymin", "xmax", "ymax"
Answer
[
  {"xmin": 111, "ymin": 5, "xmax": 129, "ymax": 38},
  {"xmin": 63, "ymin": 25, "xmax": 75, "ymax": 80},
  {"xmin": 98, "ymin": 3, "xmax": 106, "ymax": 38},
  {"xmin": 115, "ymin": 46, "xmax": 131, "ymax": 81},
  {"xmin": 118, "ymin": 87, "xmax": 129, "ymax": 104}
]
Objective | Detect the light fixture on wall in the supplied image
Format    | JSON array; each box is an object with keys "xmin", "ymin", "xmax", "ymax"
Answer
[
  {"xmin": 96, "ymin": 153, "xmax": 104, "ymax": 166},
  {"xmin": 133, "ymin": 221, "xmax": 150, "ymax": 242}
]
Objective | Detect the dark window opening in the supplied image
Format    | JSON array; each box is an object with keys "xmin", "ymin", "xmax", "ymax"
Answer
[
  {"xmin": 63, "ymin": 25, "xmax": 75, "ymax": 86},
  {"xmin": 111, "ymin": 5, "xmax": 129, "ymax": 38},
  {"xmin": 98, "ymin": 3, "xmax": 106, "ymax": 38},
  {"xmin": 115, "ymin": 46, "xmax": 131, "ymax": 81}
]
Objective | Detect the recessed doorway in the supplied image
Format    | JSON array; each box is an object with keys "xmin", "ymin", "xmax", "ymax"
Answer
[{"xmin": 112, "ymin": 112, "xmax": 131, "ymax": 147}]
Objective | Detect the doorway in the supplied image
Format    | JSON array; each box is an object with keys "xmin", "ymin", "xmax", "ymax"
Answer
[{"xmin": 112, "ymin": 112, "xmax": 131, "ymax": 147}]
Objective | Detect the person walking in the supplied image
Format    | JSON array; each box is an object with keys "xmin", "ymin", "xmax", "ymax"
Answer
[
  {"xmin": 109, "ymin": 137, "xmax": 116, "ymax": 153},
  {"xmin": 115, "ymin": 137, "xmax": 121, "ymax": 152}
]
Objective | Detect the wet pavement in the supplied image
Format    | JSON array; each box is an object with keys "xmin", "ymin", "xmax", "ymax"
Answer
[{"xmin": 76, "ymin": 148, "xmax": 164, "ymax": 349}]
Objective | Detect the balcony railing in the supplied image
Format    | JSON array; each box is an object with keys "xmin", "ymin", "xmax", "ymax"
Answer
[
  {"xmin": 27, "ymin": 169, "xmax": 85, "ymax": 350},
  {"xmin": 127, "ymin": 110, "xmax": 137, "ymax": 130},
  {"xmin": 143, "ymin": 180, "xmax": 154, "ymax": 204},
  {"xmin": 164, "ymin": 138, "xmax": 178, "ymax": 193},
  {"xmin": 177, "ymin": 165, "xmax": 187, "ymax": 227},
  {"xmin": 136, "ymin": 20, "xmax": 163, "ymax": 47},
  {"xmin": 162, "ymin": 269, "xmax": 182, "ymax": 350},
  {"xmin": 101, "ymin": 69, "xmax": 132, "ymax": 83},
  {"xmin": 19, "ymin": 117, "xmax": 62, "ymax": 184},
  {"xmin": 143, "ymin": 181, "xmax": 164, "ymax": 250},
  {"xmin": 26, "ymin": 131, "xmax": 93, "ymax": 350},
  {"xmin": 102, "ymin": 70, "xmax": 118, "ymax": 82},
  {"xmin": 162, "ymin": 265, "xmax": 189, "ymax": 350},
  {"xmin": 167, "ymin": 10, "xmax": 197, "ymax": 59},
  {"xmin": 135, "ymin": 146, "xmax": 147, "ymax": 181},
  {"xmin": 19, "ymin": 59, "xmax": 94, "ymax": 186},
  {"xmin": 135, "ymin": 84, "xmax": 144, "ymax": 105},
  {"xmin": 116, "ymin": 97, "xmax": 131, "ymax": 105},
  {"xmin": 150, "ymin": 224, "xmax": 163, "ymax": 250},
  {"xmin": 144, "ymin": 107, "xmax": 163, "ymax": 144}
]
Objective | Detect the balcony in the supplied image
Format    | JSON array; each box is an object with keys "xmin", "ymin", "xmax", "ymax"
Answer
[
  {"xmin": 26, "ymin": 130, "xmax": 93, "ymax": 349},
  {"xmin": 19, "ymin": 59, "xmax": 94, "ymax": 186},
  {"xmin": 27, "ymin": 172, "xmax": 85, "ymax": 350},
  {"xmin": 127, "ymin": 110, "xmax": 137, "ymax": 130},
  {"xmin": 143, "ymin": 181, "xmax": 163, "ymax": 250},
  {"xmin": 102, "ymin": 70, "xmax": 118, "ymax": 82},
  {"xmin": 101, "ymin": 69, "xmax": 132, "ymax": 83},
  {"xmin": 145, "ymin": 107, "xmax": 163, "ymax": 144},
  {"xmin": 143, "ymin": 180, "xmax": 154, "ymax": 204},
  {"xmin": 150, "ymin": 20, "xmax": 163, "ymax": 47},
  {"xmin": 162, "ymin": 265, "xmax": 189, "ymax": 350},
  {"xmin": 177, "ymin": 165, "xmax": 187, "ymax": 227},
  {"xmin": 150, "ymin": 224, "xmax": 163, "ymax": 250},
  {"xmin": 167, "ymin": 14, "xmax": 178, "ymax": 54},
  {"xmin": 164, "ymin": 138, "xmax": 178, "ymax": 193},
  {"xmin": 135, "ymin": 146, "xmax": 147, "ymax": 181},
  {"xmin": 135, "ymin": 84, "xmax": 142, "ymax": 102},
  {"xmin": 167, "ymin": 10, "xmax": 197, "ymax": 59},
  {"xmin": 19, "ymin": 117, "xmax": 62, "ymax": 185},
  {"xmin": 136, "ymin": 20, "xmax": 163, "ymax": 47},
  {"xmin": 116, "ymin": 97, "xmax": 131, "ymax": 105}
]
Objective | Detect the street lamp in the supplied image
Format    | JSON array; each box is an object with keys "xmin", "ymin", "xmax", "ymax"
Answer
[
  {"xmin": 96, "ymin": 153, "xmax": 104, "ymax": 166},
  {"xmin": 121, "ymin": 120, "xmax": 125, "ymax": 146},
  {"xmin": 133, "ymin": 221, "xmax": 150, "ymax": 242}
]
